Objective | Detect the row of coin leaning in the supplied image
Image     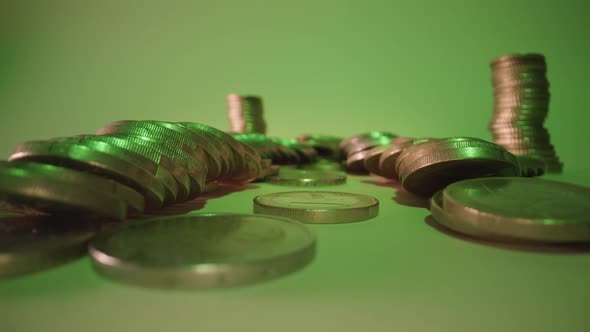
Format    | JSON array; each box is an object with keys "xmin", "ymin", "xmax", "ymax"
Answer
[
  {"xmin": 298, "ymin": 131, "xmax": 546, "ymax": 197},
  {"xmin": 2, "ymin": 121, "xmax": 275, "ymax": 220}
]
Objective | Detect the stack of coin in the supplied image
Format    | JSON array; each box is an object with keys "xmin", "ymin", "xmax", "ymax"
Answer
[
  {"xmin": 339, "ymin": 131, "xmax": 397, "ymax": 173},
  {"xmin": 430, "ymin": 177, "xmax": 590, "ymax": 243},
  {"xmin": 489, "ymin": 53, "xmax": 563, "ymax": 173},
  {"xmin": 4, "ymin": 121, "xmax": 263, "ymax": 220},
  {"xmin": 227, "ymin": 94, "xmax": 267, "ymax": 135},
  {"xmin": 395, "ymin": 137, "xmax": 521, "ymax": 196}
]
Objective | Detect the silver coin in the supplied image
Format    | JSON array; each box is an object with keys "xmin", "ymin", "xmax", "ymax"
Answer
[
  {"xmin": 439, "ymin": 177, "xmax": 590, "ymax": 243},
  {"xmin": 254, "ymin": 191, "xmax": 379, "ymax": 224},
  {"xmin": 89, "ymin": 213, "xmax": 315, "ymax": 289},
  {"xmin": 268, "ymin": 169, "xmax": 346, "ymax": 186}
]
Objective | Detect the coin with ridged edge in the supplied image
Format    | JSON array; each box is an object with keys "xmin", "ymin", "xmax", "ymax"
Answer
[
  {"xmin": 253, "ymin": 191, "xmax": 378, "ymax": 224},
  {"xmin": 434, "ymin": 177, "xmax": 590, "ymax": 243}
]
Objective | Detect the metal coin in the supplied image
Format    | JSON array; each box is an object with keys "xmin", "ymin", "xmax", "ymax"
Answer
[
  {"xmin": 89, "ymin": 213, "xmax": 315, "ymax": 289},
  {"xmin": 363, "ymin": 145, "xmax": 390, "ymax": 176},
  {"xmin": 440, "ymin": 177, "xmax": 590, "ymax": 243},
  {"xmin": 268, "ymin": 169, "xmax": 346, "ymax": 187},
  {"xmin": 397, "ymin": 138, "xmax": 520, "ymax": 197},
  {"xmin": 253, "ymin": 191, "xmax": 379, "ymax": 224},
  {"xmin": 96, "ymin": 124, "xmax": 207, "ymax": 198}
]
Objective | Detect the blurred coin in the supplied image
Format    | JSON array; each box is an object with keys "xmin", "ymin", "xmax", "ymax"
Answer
[
  {"xmin": 254, "ymin": 191, "xmax": 378, "ymax": 224},
  {"xmin": 363, "ymin": 145, "xmax": 390, "ymax": 176},
  {"xmin": 268, "ymin": 169, "xmax": 346, "ymax": 187},
  {"xmin": 89, "ymin": 213, "xmax": 315, "ymax": 289},
  {"xmin": 227, "ymin": 94, "xmax": 267, "ymax": 135},
  {"xmin": 0, "ymin": 214, "xmax": 100, "ymax": 279},
  {"xmin": 439, "ymin": 177, "xmax": 590, "ymax": 243}
]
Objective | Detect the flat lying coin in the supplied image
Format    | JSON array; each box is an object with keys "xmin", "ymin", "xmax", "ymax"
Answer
[
  {"xmin": 0, "ymin": 215, "xmax": 99, "ymax": 278},
  {"xmin": 0, "ymin": 162, "xmax": 139, "ymax": 220},
  {"xmin": 253, "ymin": 191, "xmax": 379, "ymax": 224},
  {"xmin": 437, "ymin": 177, "xmax": 590, "ymax": 243},
  {"xmin": 89, "ymin": 213, "xmax": 315, "ymax": 289},
  {"xmin": 268, "ymin": 169, "xmax": 346, "ymax": 187}
]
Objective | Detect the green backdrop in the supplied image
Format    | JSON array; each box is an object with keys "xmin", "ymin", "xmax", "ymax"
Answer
[{"xmin": 1, "ymin": 1, "xmax": 589, "ymax": 331}]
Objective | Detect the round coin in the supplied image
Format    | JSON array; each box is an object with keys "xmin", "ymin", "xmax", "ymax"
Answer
[
  {"xmin": 268, "ymin": 169, "xmax": 346, "ymax": 187},
  {"xmin": 253, "ymin": 191, "xmax": 379, "ymax": 224},
  {"xmin": 440, "ymin": 177, "xmax": 590, "ymax": 243},
  {"xmin": 89, "ymin": 213, "xmax": 315, "ymax": 289}
]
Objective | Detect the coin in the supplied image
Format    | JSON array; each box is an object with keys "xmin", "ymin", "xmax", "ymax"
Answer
[
  {"xmin": 0, "ymin": 214, "xmax": 100, "ymax": 278},
  {"xmin": 253, "ymin": 191, "xmax": 379, "ymax": 224},
  {"xmin": 363, "ymin": 145, "xmax": 390, "ymax": 176},
  {"xmin": 268, "ymin": 169, "xmax": 346, "ymax": 186},
  {"xmin": 396, "ymin": 137, "xmax": 521, "ymax": 197},
  {"xmin": 437, "ymin": 177, "xmax": 590, "ymax": 243},
  {"xmin": 9, "ymin": 140, "xmax": 165, "ymax": 211},
  {"xmin": 0, "ymin": 162, "xmax": 138, "ymax": 220},
  {"xmin": 89, "ymin": 213, "xmax": 315, "ymax": 289}
]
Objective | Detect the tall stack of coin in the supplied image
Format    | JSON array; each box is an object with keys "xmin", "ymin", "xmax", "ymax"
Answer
[
  {"xmin": 227, "ymin": 94, "xmax": 267, "ymax": 135},
  {"xmin": 489, "ymin": 53, "xmax": 563, "ymax": 173}
]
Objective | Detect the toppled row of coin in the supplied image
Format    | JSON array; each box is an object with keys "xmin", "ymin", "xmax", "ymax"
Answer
[{"xmin": 2, "ymin": 121, "xmax": 265, "ymax": 219}]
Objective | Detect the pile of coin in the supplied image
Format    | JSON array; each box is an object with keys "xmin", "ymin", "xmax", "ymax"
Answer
[
  {"xmin": 339, "ymin": 131, "xmax": 397, "ymax": 173},
  {"xmin": 3, "ymin": 121, "xmax": 263, "ymax": 219},
  {"xmin": 430, "ymin": 177, "xmax": 590, "ymax": 243},
  {"xmin": 227, "ymin": 94, "xmax": 267, "ymax": 134},
  {"xmin": 489, "ymin": 53, "xmax": 563, "ymax": 173}
]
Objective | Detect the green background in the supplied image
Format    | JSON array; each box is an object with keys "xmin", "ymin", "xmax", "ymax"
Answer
[{"xmin": 1, "ymin": 1, "xmax": 590, "ymax": 331}]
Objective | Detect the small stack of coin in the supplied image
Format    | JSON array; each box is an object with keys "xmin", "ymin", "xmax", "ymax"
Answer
[
  {"xmin": 227, "ymin": 94, "xmax": 267, "ymax": 135},
  {"xmin": 4, "ymin": 121, "xmax": 263, "ymax": 220},
  {"xmin": 339, "ymin": 131, "xmax": 397, "ymax": 173},
  {"xmin": 489, "ymin": 53, "xmax": 563, "ymax": 173}
]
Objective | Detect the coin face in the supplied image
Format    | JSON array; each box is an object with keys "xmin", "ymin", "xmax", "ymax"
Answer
[
  {"xmin": 439, "ymin": 177, "xmax": 590, "ymax": 243},
  {"xmin": 89, "ymin": 213, "xmax": 315, "ymax": 289},
  {"xmin": 253, "ymin": 191, "xmax": 379, "ymax": 224}
]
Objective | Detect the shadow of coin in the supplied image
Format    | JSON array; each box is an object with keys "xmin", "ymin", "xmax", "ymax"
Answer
[
  {"xmin": 424, "ymin": 215, "xmax": 590, "ymax": 254},
  {"xmin": 361, "ymin": 178, "xmax": 397, "ymax": 188},
  {"xmin": 392, "ymin": 182, "xmax": 429, "ymax": 209},
  {"xmin": 144, "ymin": 183, "xmax": 260, "ymax": 217}
]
